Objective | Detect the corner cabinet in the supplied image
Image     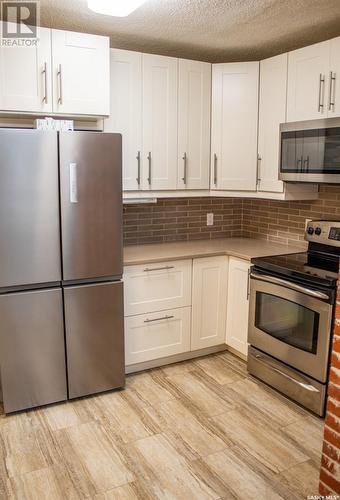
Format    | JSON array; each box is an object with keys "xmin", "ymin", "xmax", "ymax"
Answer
[
  {"xmin": 177, "ymin": 59, "xmax": 211, "ymax": 190},
  {"xmin": 104, "ymin": 49, "xmax": 142, "ymax": 191},
  {"xmin": 225, "ymin": 257, "xmax": 251, "ymax": 357},
  {"xmin": 0, "ymin": 27, "xmax": 52, "ymax": 113},
  {"xmin": 142, "ymin": 54, "xmax": 178, "ymax": 190},
  {"xmin": 191, "ymin": 256, "xmax": 228, "ymax": 350},
  {"xmin": 0, "ymin": 26, "xmax": 110, "ymax": 117},
  {"xmin": 211, "ymin": 62, "xmax": 259, "ymax": 191},
  {"xmin": 51, "ymin": 29, "xmax": 110, "ymax": 116},
  {"xmin": 257, "ymin": 53, "xmax": 287, "ymax": 193}
]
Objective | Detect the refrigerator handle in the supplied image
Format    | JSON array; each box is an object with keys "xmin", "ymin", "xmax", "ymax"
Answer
[{"xmin": 69, "ymin": 163, "xmax": 78, "ymax": 203}]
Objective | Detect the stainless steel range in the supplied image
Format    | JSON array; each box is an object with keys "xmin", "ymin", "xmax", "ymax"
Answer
[{"xmin": 248, "ymin": 220, "xmax": 340, "ymax": 416}]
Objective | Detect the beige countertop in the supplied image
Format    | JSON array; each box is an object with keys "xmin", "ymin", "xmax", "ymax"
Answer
[{"xmin": 123, "ymin": 237, "xmax": 304, "ymax": 266}]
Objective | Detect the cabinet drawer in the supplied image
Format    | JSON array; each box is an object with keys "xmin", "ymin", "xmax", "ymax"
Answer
[
  {"xmin": 125, "ymin": 307, "xmax": 191, "ymax": 365},
  {"xmin": 124, "ymin": 260, "xmax": 192, "ymax": 316}
]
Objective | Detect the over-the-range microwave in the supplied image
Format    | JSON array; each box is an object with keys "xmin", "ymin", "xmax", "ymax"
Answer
[{"xmin": 279, "ymin": 117, "xmax": 340, "ymax": 183}]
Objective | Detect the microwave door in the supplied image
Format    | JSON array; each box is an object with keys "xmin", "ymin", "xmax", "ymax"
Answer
[{"xmin": 280, "ymin": 118, "xmax": 340, "ymax": 182}]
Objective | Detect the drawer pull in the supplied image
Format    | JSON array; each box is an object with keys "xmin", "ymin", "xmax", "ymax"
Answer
[
  {"xmin": 143, "ymin": 266, "xmax": 175, "ymax": 272},
  {"xmin": 144, "ymin": 315, "xmax": 174, "ymax": 323}
]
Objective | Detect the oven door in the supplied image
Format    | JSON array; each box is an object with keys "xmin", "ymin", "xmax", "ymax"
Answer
[{"xmin": 248, "ymin": 271, "xmax": 333, "ymax": 383}]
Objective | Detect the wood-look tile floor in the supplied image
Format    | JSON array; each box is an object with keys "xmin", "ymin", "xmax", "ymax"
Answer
[{"xmin": 0, "ymin": 352, "xmax": 323, "ymax": 499}]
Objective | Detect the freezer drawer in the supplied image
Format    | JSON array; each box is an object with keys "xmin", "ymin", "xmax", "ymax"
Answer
[
  {"xmin": 64, "ymin": 281, "xmax": 125, "ymax": 399},
  {"xmin": 0, "ymin": 288, "xmax": 67, "ymax": 413},
  {"xmin": 59, "ymin": 132, "xmax": 123, "ymax": 282},
  {"xmin": 0, "ymin": 129, "xmax": 61, "ymax": 288}
]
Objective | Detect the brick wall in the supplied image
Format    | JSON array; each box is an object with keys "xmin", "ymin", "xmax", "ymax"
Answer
[
  {"xmin": 319, "ymin": 279, "xmax": 340, "ymax": 496},
  {"xmin": 123, "ymin": 197, "xmax": 243, "ymax": 245},
  {"xmin": 123, "ymin": 185, "xmax": 340, "ymax": 247}
]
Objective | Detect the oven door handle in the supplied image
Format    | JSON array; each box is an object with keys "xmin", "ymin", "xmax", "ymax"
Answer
[
  {"xmin": 250, "ymin": 271, "xmax": 330, "ymax": 301},
  {"xmin": 253, "ymin": 353, "xmax": 320, "ymax": 393}
]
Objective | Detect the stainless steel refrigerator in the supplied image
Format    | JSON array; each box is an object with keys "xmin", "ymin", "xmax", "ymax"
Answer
[{"xmin": 0, "ymin": 129, "xmax": 124, "ymax": 413}]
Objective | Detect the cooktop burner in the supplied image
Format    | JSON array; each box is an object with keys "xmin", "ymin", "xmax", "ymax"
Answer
[{"xmin": 251, "ymin": 251, "xmax": 339, "ymax": 288}]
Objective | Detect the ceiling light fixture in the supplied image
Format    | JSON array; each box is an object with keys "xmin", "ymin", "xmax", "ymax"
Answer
[{"xmin": 88, "ymin": 0, "xmax": 146, "ymax": 17}]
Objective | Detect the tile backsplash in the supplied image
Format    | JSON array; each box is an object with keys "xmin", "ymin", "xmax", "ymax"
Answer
[
  {"xmin": 123, "ymin": 185, "xmax": 340, "ymax": 247},
  {"xmin": 123, "ymin": 197, "xmax": 243, "ymax": 245},
  {"xmin": 243, "ymin": 185, "xmax": 340, "ymax": 247}
]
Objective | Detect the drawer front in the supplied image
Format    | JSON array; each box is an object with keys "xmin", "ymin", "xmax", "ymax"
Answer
[
  {"xmin": 124, "ymin": 260, "xmax": 192, "ymax": 316},
  {"xmin": 125, "ymin": 307, "xmax": 191, "ymax": 365}
]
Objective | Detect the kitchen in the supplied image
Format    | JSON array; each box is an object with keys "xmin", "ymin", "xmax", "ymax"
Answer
[{"xmin": 0, "ymin": 0, "xmax": 339, "ymax": 498}]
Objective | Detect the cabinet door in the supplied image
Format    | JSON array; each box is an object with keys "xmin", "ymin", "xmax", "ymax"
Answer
[
  {"xmin": 104, "ymin": 49, "xmax": 142, "ymax": 191},
  {"xmin": 142, "ymin": 54, "xmax": 178, "ymax": 190},
  {"xmin": 124, "ymin": 259, "xmax": 192, "ymax": 316},
  {"xmin": 287, "ymin": 41, "xmax": 330, "ymax": 122},
  {"xmin": 51, "ymin": 29, "xmax": 109, "ymax": 116},
  {"xmin": 191, "ymin": 256, "xmax": 228, "ymax": 351},
  {"xmin": 0, "ymin": 26, "xmax": 52, "ymax": 112},
  {"xmin": 226, "ymin": 258, "xmax": 250, "ymax": 357},
  {"xmin": 258, "ymin": 54, "xmax": 287, "ymax": 193},
  {"xmin": 329, "ymin": 37, "xmax": 340, "ymax": 118},
  {"xmin": 177, "ymin": 59, "xmax": 211, "ymax": 190},
  {"xmin": 125, "ymin": 307, "xmax": 191, "ymax": 365},
  {"xmin": 211, "ymin": 62, "xmax": 259, "ymax": 191}
]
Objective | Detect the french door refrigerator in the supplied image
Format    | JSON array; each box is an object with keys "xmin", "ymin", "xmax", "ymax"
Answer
[{"xmin": 0, "ymin": 129, "xmax": 124, "ymax": 413}]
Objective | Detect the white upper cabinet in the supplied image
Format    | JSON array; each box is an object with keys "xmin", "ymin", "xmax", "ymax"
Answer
[
  {"xmin": 211, "ymin": 62, "xmax": 259, "ymax": 191},
  {"xmin": 329, "ymin": 37, "xmax": 340, "ymax": 117},
  {"xmin": 177, "ymin": 59, "xmax": 211, "ymax": 190},
  {"xmin": 142, "ymin": 54, "xmax": 178, "ymax": 190},
  {"xmin": 0, "ymin": 27, "xmax": 52, "ymax": 113},
  {"xmin": 287, "ymin": 40, "xmax": 330, "ymax": 122},
  {"xmin": 104, "ymin": 49, "xmax": 142, "ymax": 191},
  {"xmin": 258, "ymin": 54, "xmax": 287, "ymax": 193},
  {"xmin": 51, "ymin": 29, "xmax": 110, "ymax": 116}
]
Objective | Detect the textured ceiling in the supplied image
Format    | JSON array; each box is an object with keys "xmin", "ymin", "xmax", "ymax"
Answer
[{"xmin": 37, "ymin": 0, "xmax": 340, "ymax": 62}]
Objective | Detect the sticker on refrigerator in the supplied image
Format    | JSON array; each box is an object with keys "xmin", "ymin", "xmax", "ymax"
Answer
[{"xmin": 69, "ymin": 163, "xmax": 78, "ymax": 203}]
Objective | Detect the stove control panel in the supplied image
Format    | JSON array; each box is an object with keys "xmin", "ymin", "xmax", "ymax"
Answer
[{"xmin": 306, "ymin": 220, "xmax": 340, "ymax": 246}]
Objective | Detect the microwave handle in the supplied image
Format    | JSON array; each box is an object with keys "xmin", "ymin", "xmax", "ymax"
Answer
[{"xmin": 250, "ymin": 271, "xmax": 329, "ymax": 300}]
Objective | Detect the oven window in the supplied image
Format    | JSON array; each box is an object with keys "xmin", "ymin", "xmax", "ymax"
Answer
[{"xmin": 255, "ymin": 292, "xmax": 319, "ymax": 354}]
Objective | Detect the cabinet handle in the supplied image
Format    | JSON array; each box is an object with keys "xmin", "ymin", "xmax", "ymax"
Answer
[
  {"xmin": 297, "ymin": 156, "xmax": 303, "ymax": 170},
  {"xmin": 143, "ymin": 266, "xmax": 174, "ymax": 272},
  {"xmin": 257, "ymin": 154, "xmax": 262, "ymax": 184},
  {"xmin": 57, "ymin": 64, "xmax": 63, "ymax": 105},
  {"xmin": 329, "ymin": 71, "xmax": 336, "ymax": 111},
  {"xmin": 303, "ymin": 156, "xmax": 310, "ymax": 172},
  {"xmin": 147, "ymin": 152, "xmax": 152, "ymax": 185},
  {"xmin": 182, "ymin": 152, "xmax": 187, "ymax": 185},
  {"xmin": 213, "ymin": 153, "xmax": 217, "ymax": 185},
  {"xmin": 136, "ymin": 151, "xmax": 141, "ymax": 185},
  {"xmin": 144, "ymin": 315, "xmax": 174, "ymax": 323},
  {"xmin": 42, "ymin": 62, "xmax": 48, "ymax": 104},
  {"xmin": 318, "ymin": 73, "xmax": 325, "ymax": 112},
  {"xmin": 247, "ymin": 268, "xmax": 251, "ymax": 300}
]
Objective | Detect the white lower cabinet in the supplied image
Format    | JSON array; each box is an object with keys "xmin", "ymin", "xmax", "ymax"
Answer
[
  {"xmin": 124, "ymin": 260, "xmax": 192, "ymax": 316},
  {"xmin": 191, "ymin": 256, "xmax": 228, "ymax": 350},
  {"xmin": 124, "ymin": 254, "xmax": 251, "ymax": 370},
  {"xmin": 125, "ymin": 307, "xmax": 191, "ymax": 365},
  {"xmin": 225, "ymin": 257, "xmax": 251, "ymax": 357}
]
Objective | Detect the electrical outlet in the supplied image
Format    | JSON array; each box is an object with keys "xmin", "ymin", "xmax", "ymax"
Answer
[{"xmin": 207, "ymin": 213, "xmax": 214, "ymax": 226}]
